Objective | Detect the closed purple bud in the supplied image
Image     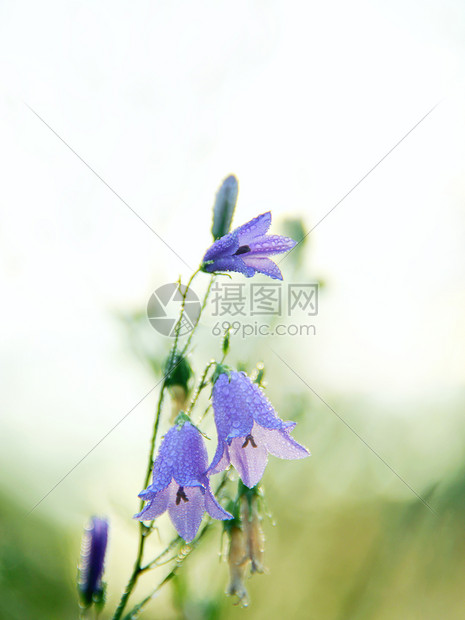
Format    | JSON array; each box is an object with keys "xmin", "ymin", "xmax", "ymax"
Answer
[
  {"xmin": 211, "ymin": 175, "xmax": 239, "ymax": 240},
  {"xmin": 78, "ymin": 516, "xmax": 109, "ymax": 608}
]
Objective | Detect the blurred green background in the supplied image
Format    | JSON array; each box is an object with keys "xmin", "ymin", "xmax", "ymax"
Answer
[{"xmin": 2, "ymin": 0, "xmax": 465, "ymax": 618}]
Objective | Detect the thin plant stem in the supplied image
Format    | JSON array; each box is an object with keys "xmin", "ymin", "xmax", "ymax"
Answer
[
  {"xmin": 112, "ymin": 270, "xmax": 215, "ymax": 619},
  {"xmin": 140, "ymin": 535, "xmax": 182, "ymax": 573},
  {"xmin": 172, "ymin": 268, "xmax": 201, "ymax": 355},
  {"xmin": 181, "ymin": 275, "xmax": 216, "ymax": 356},
  {"xmin": 187, "ymin": 360, "xmax": 215, "ymax": 414},
  {"xmin": 112, "ymin": 525, "xmax": 149, "ymax": 620}
]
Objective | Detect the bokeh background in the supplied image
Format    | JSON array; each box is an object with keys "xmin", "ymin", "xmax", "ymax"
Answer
[{"xmin": 1, "ymin": 1, "xmax": 465, "ymax": 618}]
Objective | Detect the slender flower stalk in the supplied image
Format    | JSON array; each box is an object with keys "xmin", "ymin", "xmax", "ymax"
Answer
[
  {"xmin": 112, "ymin": 272, "xmax": 217, "ymax": 620},
  {"xmin": 172, "ymin": 268, "xmax": 200, "ymax": 355},
  {"xmin": 186, "ymin": 359, "xmax": 216, "ymax": 415},
  {"xmin": 181, "ymin": 274, "xmax": 216, "ymax": 356}
]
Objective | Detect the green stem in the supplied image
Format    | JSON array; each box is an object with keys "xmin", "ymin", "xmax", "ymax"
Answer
[
  {"xmin": 112, "ymin": 524, "xmax": 149, "ymax": 620},
  {"xmin": 181, "ymin": 275, "xmax": 215, "ymax": 356},
  {"xmin": 113, "ymin": 270, "xmax": 217, "ymax": 619},
  {"xmin": 140, "ymin": 535, "xmax": 182, "ymax": 573},
  {"xmin": 112, "ymin": 270, "xmax": 211, "ymax": 619},
  {"xmin": 187, "ymin": 360, "xmax": 215, "ymax": 415},
  {"xmin": 172, "ymin": 268, "xmax": 200, "ymax": 355},
  {"xmin": 141, "ymin": 388, "xmax": 166, "ymax": 494}
]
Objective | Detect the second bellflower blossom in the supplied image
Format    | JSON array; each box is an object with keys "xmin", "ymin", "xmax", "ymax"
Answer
[
  {"xmin": 134, "ymin": 418, "xmax": 232, "ymax": 542},
  {"xmin": 209, "ymin": 370, "xmax": 310, "ymax": 487},
  {"xmin": 201, "ymin": 212, "xmax": 297, "ymax": 280}
]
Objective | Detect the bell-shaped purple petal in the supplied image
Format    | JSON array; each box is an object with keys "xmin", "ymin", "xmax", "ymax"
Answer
[
  {"xmin": 248, "ymin": 234, "xmax": 297, "ymax": 254},
  {"xmin": 149, "ymin": 421, "xmax": 208, "ymax": 491},
  {"xmin": 229, "ymin": 436, "xmax": 268, "ymax": 488},
  {"xmin": 168, "ymin": 486, "xmax": 206, "ymax": 543},
  {"xmin": 241, "ymin": 255, "xmax": 283, "ymax": 280},
  {"xmin": 204, "ymin": 485, "xmax": 233, "ymax": 520},
  {"xmin": 236, "ymin": 212, "xmax": 272, "ymax": 244},
  {"xmin": 135, "ymin": 482, "xmax": 174, "ymax": 520},
  {"xmin": 209, "ymin": 370, "xmax": 310, "ymax": 487},
  {"xmin": 253, "ymin": 424, "xmax": 310, "ymax": 460},
  {"xmin": 203, "ymin": 231, "xmax": 239, "ymax": 262},
  {"xmin": 201, "ymin": 211, "xmax": 296, "ymax": 280},
  {"xmin": 208, "ymin": 440, "xmax": 231, "ymax": 475},
  {"xmin": 203, "ymin": 255, "xmax": 255, "ymax": 277},
  {"xmin": 135, "ymin": 419, "xmax": 232, "ymax": 540}
]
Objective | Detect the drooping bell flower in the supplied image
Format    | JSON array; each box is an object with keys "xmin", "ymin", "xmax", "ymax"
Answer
[
  {"xmin": 201, "ymin": 212, "xmax": 296, "ymax": 280},
  {"xmin": 134, "ymin": 416, "xmax": 232, "ymax": 542},
  {"xmin": 209, "ymin": 369, "xmax": 310, "ymax": 487},
  {"xmin": 78, "ymin": 516, "xmax": 109, "ymax": 609}
]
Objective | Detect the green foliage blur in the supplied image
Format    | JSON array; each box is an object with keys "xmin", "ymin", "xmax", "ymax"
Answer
[
  {"xmin": 0, "ymin": 491, "xmax": 76, "ymax": 619},
  {"xmin": 3, "ymin": 214, "xmax": 465, "ymax": 620}
]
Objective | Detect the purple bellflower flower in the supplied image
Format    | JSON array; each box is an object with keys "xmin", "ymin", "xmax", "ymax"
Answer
[
  {"xmin": 209, "ymin": 370, "xmax": 310, "ymax": 488},
  {"xmin": 201, "ymin": 212, "xmax": 297, "ymax": 280},
  {"xmin": 134, "ymin": 417, "xmax": 232, "ymax": 542},
  {"xmin": 78, "ymin": 516, "xmax": 109, "ymax": 608}
]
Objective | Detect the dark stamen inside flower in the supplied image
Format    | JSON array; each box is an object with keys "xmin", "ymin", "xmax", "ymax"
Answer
[
  {"xmin": 176, "ymin": 486, "xmax": 189, "ymax": 505},
  {"xmin": 234, "ymin": 245, "xmax": 251, "ymax": 256},
  {"xmin": 242, "ymin": 434, "xmax": 257, "ymax": 448}
]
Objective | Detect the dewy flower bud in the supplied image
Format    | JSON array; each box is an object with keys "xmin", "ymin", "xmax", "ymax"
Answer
[
  {"xmin": 226, "ymin": 525, "xmax": 249, "ymax": 607},
  {"xmin": 163, "ymin": 353, "xmax": 193, "ymax": 420},
  {"xmin": 240, "ymin": 493, "xmax": 265, "ymax": 574},
  {"xmin": 211, "ymin": 175, "xmax": 239, "ymax": 240},
  {"xmin": 163, "ymin": 353, "xmax": 193, "ymax": 393},
  {"xmin": 78, "ymin": 516, "xmax": 109, "ymax": 609}
]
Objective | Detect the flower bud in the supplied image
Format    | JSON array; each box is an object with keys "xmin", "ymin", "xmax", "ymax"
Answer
[
  {"xmin": 163, "ymin": 353, "xmax": 193, "ymax": 420},
  {"xmin": 211, "ymin": 175, "xmax": 239, "ymax": 240},
  {"xmin": 240, "ymin": 494, "xmax": 265, "ymax": 574},
  {"xmin": 78, "ymin": 516, "xmax": 109, "ymax": 609},
  {"xmin": 226, "ymin": 525, "xmax": 249, "ymax": 606}
]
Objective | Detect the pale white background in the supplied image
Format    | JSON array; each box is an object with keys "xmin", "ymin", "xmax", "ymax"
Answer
[{"xmin": 0, "ymin": 0, "xmax": 464, "ymax": 574}]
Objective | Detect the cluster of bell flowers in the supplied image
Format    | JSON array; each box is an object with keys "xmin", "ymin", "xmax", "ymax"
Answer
[
  {"xmin": 135, "ymin": 191, "xmax": 309, "ymax": 542},
  {"xmin": 77, "ymin": 177, "xmax": 310, "ymax": 611},
  {"xmin": 134, "ymin": 368, "xmax": 310, "ymax": 542}
]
